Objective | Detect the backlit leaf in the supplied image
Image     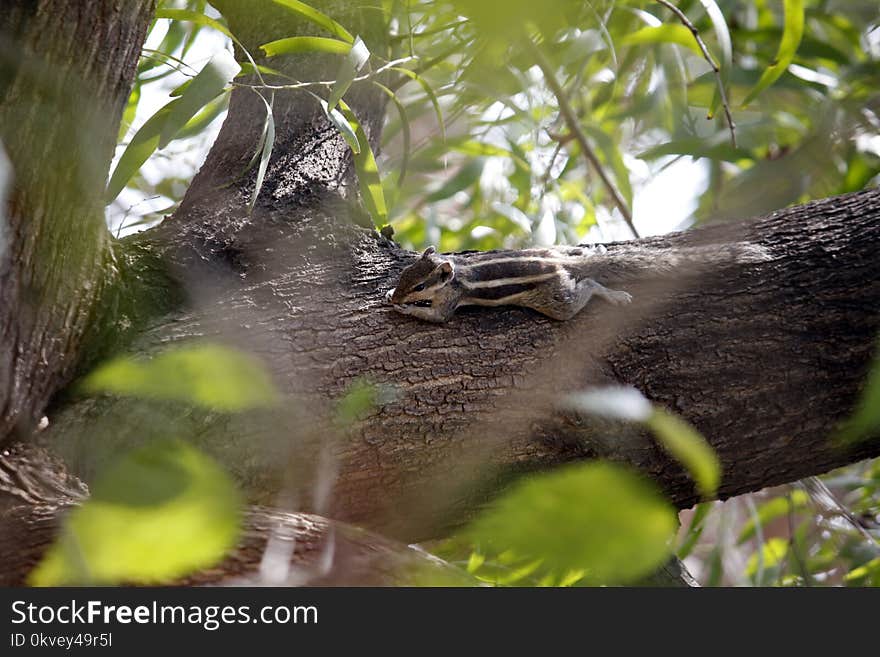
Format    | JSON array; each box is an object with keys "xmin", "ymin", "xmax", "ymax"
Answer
[
  {"xmin": 30, "ymin": 441, "xmax": 240, "ymax": 585},
  {"xmin": 467, "ymin": 462, "xmax": 677, "ymax": 584},
  {"xmin": 81, "ymin": 343, "xmax": 280, "ymax": 411}
]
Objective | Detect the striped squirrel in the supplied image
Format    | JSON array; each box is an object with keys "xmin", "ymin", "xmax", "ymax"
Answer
[{"xmin": 385, "ymin": 242, "xmax": 770, "ymax": 323}]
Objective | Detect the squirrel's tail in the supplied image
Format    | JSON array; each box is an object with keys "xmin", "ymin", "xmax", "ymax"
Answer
[{"xmin": 580, "ymin": 241, "xmax": 772, "ymax": 280}]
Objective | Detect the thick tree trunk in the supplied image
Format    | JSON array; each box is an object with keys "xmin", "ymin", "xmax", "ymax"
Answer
[
  {"xmin": 0, "ymin": 0, "xmax": 154, "ymax": 443},
  {"xmin": 43, "ymin": 187, "xmax": 880, "ymax": 542}
]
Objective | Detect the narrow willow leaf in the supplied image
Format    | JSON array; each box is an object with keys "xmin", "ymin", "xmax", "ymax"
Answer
[
  {"xmin": 154, "ymin": 8, "xmax": 233, "ymax": 38},
  {"xmin": 173, "ymin": 91, "xmax": 229, "ymax": 141},
  {"xmin": 29, "ymin": 441, "xmax": 240, "ymax": 586},
  {"xmin": 389, "ymin": 66, "xmax": 445, "ymax": 141},
  {"xmin": 648, "ymin": 409, "xmax": 721, "ymax": 498},
  {"xmin": 639, "ymin": 137, "xmax": 752, "ymax": 162},
  {"xmin": 451, "ymin": 140, "xmax": 529, "ymax": 171},
  {"xmin": 316, "ymin": 95, "xmax": 360, "ymax": 153},
  {"xmin": 159, "ymin": 50, "xmax": 240, "ymax": 149},
  {"xmin": 737, "ymin": 490, "xmax": 809, "ymax": 544},
  {"xmin": 249, "ymin": 93, "xmax": 276, "ymax": 213},
  {"xmin": 237, "ymin": 62, "xmax": 287, "ymax": 80},
  {"xmin": 118, "ymin": 82, "xmax": 141, "ymax": 142},
  {"xmin": 339, "ymin": 100, "xmax": 387, "ymax": 225},
  {"xmin": 582, "ymin": 125, "xmax": 633, "ymax": 209},
  {"xmin": 622, "ymin": 25, "xmax": 704, "ymax": 57},
  {"xmin": 677, "ymin": 502, "xmax": 712, "ymax": 559},
  {"xmin": 106, "ymin": 101, "xmax": 177, "ymax": 203},
  {"xmin": 699, "ymin": 0, "xmax": 732, "ymax": 69},
  {"xmin": 373, "ymin": 81, "xmax": 411, "ymax": 186},
  {"xmin": 425, "ymin": 158, "xmax": 484, "ymax": 203},
  {"xmin": 742, "ymin": 0, "xmax": 805, "ymax": 106},
  {"xmin": 261, "ymin": 36, "xmax": 352, "ymax": 57},
  {"xmin": 327, "ymin": 36, "xmax": 370, "ymax": 111},
  {"xmin": 466, "ymin": 462, "xmax": 677, "ymax": 584},
  {"xmin": 270, "ymin": 0, "xmax": 354, "ymax": 43},
  {"xmin": 81, "ymin": 343, "xmax": 280, "ymax": 411}
]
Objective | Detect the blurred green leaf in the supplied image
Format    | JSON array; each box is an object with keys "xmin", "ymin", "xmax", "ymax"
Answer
[
  {"xmin": 159, "ymin": 50, "xmax": 240, "ymax": 149},
  {"xmin": 425, "ymin": 159, "xmax": 485, "ymax": 203},
  {"xmin": 745, "ymin": 537, "xmax": 788, "ymax": 578},
  {"xmin": 375, "ymin": 82, "xmax": 411, "ymax": 186},
  {"xmin": 30, "ymin": 440, "xmax": 240, "ymax": 585},
  {"xmin": 81, "ymin": 343, "xmax": 280, "ymax": 411},
  {"xmin": 738, "ymin": 490, "xmax": 809, "ymax": 544},
  {"xmin": 466, "ymin": 461, "xmax": 677, "ymax": 584},
  {"xmin": 742, "ymin": 0, "xmax": 805, "ymax": 106},
  {"xmin": 389, "ymin": 67, "xmax": 445, "ymax": 142},
  {"xmin": 648, "ymin": 409, "xmax": 721, "ymax": 498},
  {"xmin": 106, "ymin": 101, "xmax": 177, "ymax": 203},
  {"xmin": 173, "ymin": 91, "xmax": 230, "ymax": 141},
  {"xmin": 623, "ymin": 25, "xmax": 703, "ymax": 57}
]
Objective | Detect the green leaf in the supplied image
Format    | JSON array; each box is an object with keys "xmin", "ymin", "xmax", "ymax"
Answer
[
  {"xmin": 29, "ymin": 441, "xmax": 240, "ymax": 585},
  {"xmin": 374, "ymin": 81, "xmax": 411, "ymax": 186},
  {"xmin": 389, "ymin": 67, "xmax": 445, "ymax": 141},
  {"xmin": 106, "ymin": 101, "xmax": 177, "ymax": 203},
  {"xmin": 81, "ymin": 343, "xmax": 280, "ymax": 411},
  {"xmin": 639, "ymin": 137, "xmax": 752, "ymax": 162},
  {"xmin": 159, "ymin": 50, "xmax": 240, "ymax": 149},
  {"xmin": 466, "ymin": 462, "xmax": 677, "ymax": 584},
  {"xmin": 261, "ymin": 36, "xmax": 352, "ymax": 58},
  {"xmin": 249, "ymin": 92, "xmax": 276, "ymax": 213},
  {"xmin": 738, "ymin": 490, "xmax": 809, "ymax": 544},
  {"xmin": 745, "ymin": 537, "xmax": 788, "ymax": 577},
  {"xmin": 582, "ymin": 125, "xmax": 633, "ymax": 209},
  {"xmin": 317, "ymin": 95, "xmax": 359, "ymax": 153},
  {"xmin": 339, "ymin": 100, "xmax": 387, "ymax": 225},
  {"xmin": 154, "ymin": 8, "xmax": 233, "ymax": 39},
  {"xmin": 118, "ymin": 82, "xmax": 141, "ymax": 142},
  {"xmin": 622, "ymin": 25, "xmax": 703, "ymax": 57},
  {"xmin": 173, "ymin": 91, "xmax": 230, "ymax": 141},
  {"xmin": 742, "ymin": 0, "xmax": 805, "ymax": 106},
  {"xmin": 270, "ymin": 0, "xmax": 354, "ymax": 43},
  {"xmin": 335, "ymin": 379, "xmax": 389, "ymax": 426},
  {"xmin": 699, "ymin": 0, "xmax": 732, "ymax": 69},
  {"xmin": 425, "ymin": 158, "xmax": 485, "ymax": 203},
  {"xmin": 647, "ymin": 409, "xmax": 721, "ymax": 498},
  {"xmin": 327, "ymin": 36, "xmax": 370, "ymax": 111}
]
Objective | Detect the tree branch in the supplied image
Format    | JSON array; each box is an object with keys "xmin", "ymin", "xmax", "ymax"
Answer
[{"xmin": 527, "ymin": 39, "xmax": 641, "ymax": 238}]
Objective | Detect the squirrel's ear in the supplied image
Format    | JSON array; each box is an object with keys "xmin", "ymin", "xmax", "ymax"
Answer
[
  {"xmin": 422, "ymin": 246, "xmax": 436, "ymax": 259},
  {"xmin": 436, "ymin": 260, "xmax": 454, "ymax": 281}
]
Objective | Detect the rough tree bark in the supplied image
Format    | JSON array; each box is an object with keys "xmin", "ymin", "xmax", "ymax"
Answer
[
  {"xmin": 1, "ymin": 0, "xmax": 879, "ymax": 585},
  {"xmin": 0, "ymin": 0, "xmax": 154, "ymax": 442}
]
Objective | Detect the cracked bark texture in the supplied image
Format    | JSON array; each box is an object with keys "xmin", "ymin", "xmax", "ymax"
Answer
[{"xmin": 0, "ymin": 0, "xmax": 154, "ymax": 443}]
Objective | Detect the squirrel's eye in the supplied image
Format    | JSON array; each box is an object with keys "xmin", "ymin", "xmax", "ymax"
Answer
[{"xmin": 412, "ymin": 283, "xmax": 426, "ymax": 292}]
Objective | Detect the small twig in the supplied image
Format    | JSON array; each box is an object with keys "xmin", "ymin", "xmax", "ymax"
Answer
[
  {"xmin": 527, "ymin": 39, "xmax": 640, "ymax": 239},
  {"xmin": 654, "ymin": 0, "xmax": 737, "ymax": 148},
  {"xmin": 232, "ymin": 56, "xmax": 417, "ymax": 93}
]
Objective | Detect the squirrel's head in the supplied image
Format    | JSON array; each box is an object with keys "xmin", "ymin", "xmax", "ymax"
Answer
[{"xmin": 388, "ymin": 247, "xmax": 455, "ymax": 307}]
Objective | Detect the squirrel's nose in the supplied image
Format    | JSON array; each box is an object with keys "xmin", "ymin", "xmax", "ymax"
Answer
[{"xmin": 384, "ymin": 288, "xmax": 395, "ymax": 303}]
